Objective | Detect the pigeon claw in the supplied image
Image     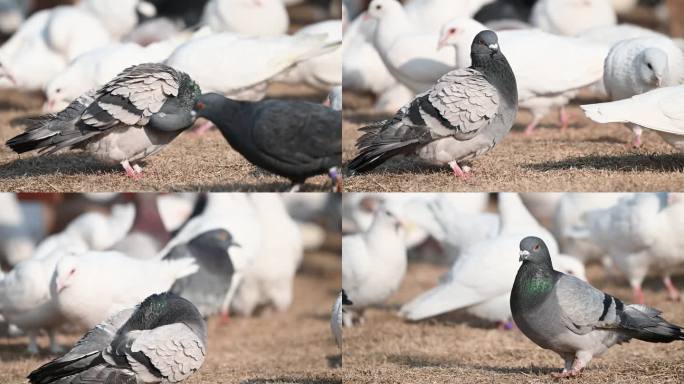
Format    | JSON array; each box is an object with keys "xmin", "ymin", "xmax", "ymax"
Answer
[
  {"xmin": 551, "ymin": 369, "xmax": 582, "ymax": 379},
  {"xmin": 448, "ymin": 161, "xmax": 471, "ymax": 180}
]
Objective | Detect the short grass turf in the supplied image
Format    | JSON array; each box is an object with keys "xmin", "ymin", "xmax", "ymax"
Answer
[
  {"xmin": 342, "ymin": 93, "xmax": 684, "ymax": 192},
  {"xmin": 0, "ymin": 85, "xmax": 334, "ymax": 192},
  {"xmin": 341, "ymin": 262, "xmax": 684, "ymax": 384},
  {"xmin": 0, "ymin": 248, "xmax": 342, "ymax": 384}
]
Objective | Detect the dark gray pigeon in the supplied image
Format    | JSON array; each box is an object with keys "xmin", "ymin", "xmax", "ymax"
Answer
[
  {"xmin": 193, "ymin": 93, "xmax": 342, "ymax": 192},
  {"xmin": 163, "ymin": 229, "xmax": 237, "ymax": 318},
  {"xmin": 27, "ymin": 292, "xmax": 207, "ymax": 384},
  {"xmin": 511, "ymin": 236, "xmax": 684, "ymax": 378},
  {"xmin": 348, "ymin": 30, "xmax": 518, "ymax": 179},
  {"xmin": 6, "ymin": 63, "xmax": 201, "ymax": 179}
]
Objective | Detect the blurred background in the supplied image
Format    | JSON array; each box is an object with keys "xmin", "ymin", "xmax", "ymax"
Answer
[{"xmin": 0, "ymin": 192, "xmax": 342, "ymax": 383}]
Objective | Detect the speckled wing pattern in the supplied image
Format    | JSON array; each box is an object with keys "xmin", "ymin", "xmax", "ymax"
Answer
[
  {"xmin": 81, "ymin": 63, "xmax": 181, "ymax": 129},
  {"xmin": 127, "ymin": 323, "xmax": 206, "ymax": 383},
  {"xmin": 425, "ymin": 68, "xmax": 500, "ymax": 138}
]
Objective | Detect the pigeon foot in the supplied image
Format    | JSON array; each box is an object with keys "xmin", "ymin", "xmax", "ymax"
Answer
[
  {"xmin": 663, "ymin": 276, "xmax": 681, "ymax": 302},
  {"xmin": 633, "ymin": 286, "xmax": 645, "ymax": 304},
  {"xmin": 559, "ymin": 107, "xmax": 570, "ymax": 131},
  {"xmin": 551, "ymin": 369, "xmax": 582, "ymax": 379},
  {"xmin": 329, "ymin": 167, "xmax": 342, "ymax": 192},
  {"xmin": 524, "ymin": 116, "xmax": 542, "ymax": 135},
  {"xmin": 121, "ymin": 160, "xmax": 143, "ymax": 180},
  {"xmin": 448, "ymin": 161, "xmax": 471, "ymax": 180}
]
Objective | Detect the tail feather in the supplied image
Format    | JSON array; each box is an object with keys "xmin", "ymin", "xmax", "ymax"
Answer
[
  {"xmin": 164, "ymin": 257, "xmax": 199, "ymax": 280},
  {"xmin": 347, "ymin": 122, "xmax": 422, "ymax": 174},
  {"xmin": 6, "ymin": 93, "xmax": 95, "ymax": 155},
  {"xmin": 618, "ymin": 304, "xmax": 684, "ymax": 343},
  {"xmin": 28, "ymin": 356, "xmax": 136, "ymax": 384},
  {"xmin": 399, "ymin": 282, "xmax": 486, "ymax": 321},
  {"xmin": 581, "ymin": 102, "xmax": 628, "ymax": 125}
]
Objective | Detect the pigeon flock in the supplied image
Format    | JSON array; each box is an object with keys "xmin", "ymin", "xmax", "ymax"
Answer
[
  {"xmin": 343, "ymin": 0, "xmax": 683, "ymax": 185},
  {"xmin": 0, "ymin": 0, "xmax": 342, "ymax": 192},
  {"xmin": 0, "ymin": 192, "xmax": 341, "ymax": 382},
  {"xmin": 342, "ymin": 192, "xmax": 684, "ymax": 377}
]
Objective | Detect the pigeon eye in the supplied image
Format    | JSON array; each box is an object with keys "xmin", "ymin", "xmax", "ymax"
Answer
[
  {"xmin": 449, "ymin": 28, "xmax": 457, "ymax": 34},
  {"xmin": 69, "ymin": 268, "xmax": 75, "ymax": 276},
  {"xmin": 533, "ymin": 244, "xmax": 540, "ymax": 251},
  {"xmin": 647, "ymin": 63, "xmax": 653, "ymax": 70},
  {"xmin": 196, "ymin": 102, "xmax": 205, "ymax": 110},
  {"xmin": 55, "ymin": 88, "xmax": 62, "ymax": 94},
  {"xmin": 375, "ymin": 4, "xmax": 382, "ymax": 10}
]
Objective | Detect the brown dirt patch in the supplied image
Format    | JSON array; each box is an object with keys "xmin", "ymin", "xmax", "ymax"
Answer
[
  {"xmin": 342, "ymin": 94, "xmax": 684, "ymax": 192},
  {"xmin": 0, "ymin": 85, "xmax": 333, "ymax": 192},
  {"xmin": 341, "ymin": 262, "xmax": 684, "ymax": 384},
  {"xmin": 0, "ymin": 248, "xmax": 342, "ymax": 384}
]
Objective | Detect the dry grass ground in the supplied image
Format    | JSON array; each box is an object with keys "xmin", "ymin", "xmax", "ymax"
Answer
[
  {"xmin": 0, "ymin": 85, "xmax": 333, "ymax": 193},
  {"xmin": 0, "ymin": 248, "xmax": 342, "ymax": 384},
  {"xmin": 341, "ymin": 262, "xmax": 684, "ymax": 384},
  {"xmin": 343, "ymin": 95, "xmax": 684, "ymax": 192}
]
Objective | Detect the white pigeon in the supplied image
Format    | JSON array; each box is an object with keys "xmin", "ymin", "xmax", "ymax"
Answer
[
  {"xmin": 157, "ymin": 194, "xmax": 262, "ymax": 317},
  {"xmin": 554, "ymin": 193, "xmax": 629, "ymax": 263},
  {"xmin": 602, "ymin": 36, "xmax": 684, "ymax": 147},
  {"xmin": 438, "ymin": 18, "xmax": 608, "ymax": 134},
  {"xmin": 342, "ymin": 206, "xmax": 406, "ymax": 325},
  {"xmin": 520, "ymin": 193, "xmax": 564, "ymax": 228},
  {"xmin": 575, "ymin": 193, "xmax": 666, "ymax": 303},
  {"xmin": 646, "ymin": 194, "xmax": 684, "ymax": 302},
  {"xmin": 0, "ymin": 204, "xmax": 135, "ymax": 354},
  {"xmin": 0, "ymin": 10, "xmax": 66, "ymax": 90},
  {"xmin": 231, "ymin": 194, "xmax": 303, "ymax": 316},
  {"xmin": 44, "ymin": 6, "xmax": 112, "ymax": 62},
  {"xmin": 166, "ymin": 32, "xmax": 339, "ymax": 101},
  {"xmin": 399, "ymin": 193, "xmax": 577, "ymax": 325},
  {"xmin": 341, "ymin": 12, "xmax": 409, "ymax": 111},
  {"xmin": 402, "ymin": 196, "xmax": 500, "ymax": 265},
  {"xmin": 202, "ymin": 0, "xmax": 289, "ymax": 36},
  {"xmin": 366, "ymin": 0, "xmax": 456, "ymax": 94},
  {"xmin": 0, "ymin": 193, "xmax": 35, "ymax": 267},
  {"xmin": 403, "ymin": 0, "xmax": 492, "ymax": 34},
  {"xmin": 578, "ymin": 24, "xmax": 664, "ymax": 47},
  {"xmin": 78, "ymin": 0, "xmax": 155, "ymax": 41},
  {"xmin": 53, "ymin": 251, "xmax": 198, "ymax": 329},
  {"xmin": 581, "ymin": 84, "xmax": 684, "ymax": 153},
  {"xmin": 531, "ymin": 0, "xmax": 617, "ymax": 36},
  {"xmin": 43, "ymin": 34, "xmax": 193, "ymax": 112},
  {"xmin": 156, "ymin": 193, "xmax": 197, "ymax": 233},
  {"xmin": 275, "ymin": 20, "xmax": 342, "ymax": 91}
]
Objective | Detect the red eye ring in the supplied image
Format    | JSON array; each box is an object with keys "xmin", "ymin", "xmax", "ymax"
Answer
[{"xmin": 533, "ymin": 244, "xmax": 540, "ymax": 251}]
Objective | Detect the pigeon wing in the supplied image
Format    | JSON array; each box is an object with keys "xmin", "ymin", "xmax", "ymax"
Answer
[
  {"xmin": 80, "ymin": 63, "xmax": 181, "ymax": 129},
  {"xmin": 554, "ymin": 273, "xmax": 622, "ymax": 335},
  {"xmin": 127, "ymin": 323, "xmax": 206, "ymax": 383}
]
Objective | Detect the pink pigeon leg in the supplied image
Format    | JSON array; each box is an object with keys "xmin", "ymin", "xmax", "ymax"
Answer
[
  {"xmin": 632, "ymin": 284, "xmax": 645, "ymax": 304},
  {"xmin": 559, "ymin": 106, "xmax": 570, "ymax": 131},
  {"xmin": 121, "ymin": 160, "xmax": 142, "ymax": 180},
  {"xmin": 551, "ymin": 351, "xmax": 591, "ymax": 379},
  {"xmin": 448, "ymin": 160, "xmax": 470, "ymax": 179},
  {"xmin": 663, "ymin": 275, "xmax": 681, "ymax": 302},
  {"xmin": 524, "ymin": 115, "xmax": 542, "ymax": 136},
  {"xmin": 631, "ymin": 125, "xmax": 643, "ymax": 148}
]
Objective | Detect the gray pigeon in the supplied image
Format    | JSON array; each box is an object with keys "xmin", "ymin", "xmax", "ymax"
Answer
[
  {"xmin": 348, "ymin": 30, "xmax": 518, "ymax": 179},
  {"xmin": 163, "ymin": 229, "xmax": 237, "ymax": 318},
  {"xmin": 511, "ymin": 236, "xmax": 684, "ymax": 378},
  {"xmin": 6, "ymin": 63, "xmax": 201, "ymax": 179},
  {"xmin": 27, "ymin": 292, "xmax": 207, "ymax": 384}
]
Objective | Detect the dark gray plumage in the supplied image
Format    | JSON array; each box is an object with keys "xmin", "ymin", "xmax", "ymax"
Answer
[
  {"xmin": 163, "ymin": 229, "xmax": 237, "ymax": 318},
  {"xmin": 511, "ymin": 236, "xmax": 684, "ymax": 378},
  {"xmin": 348, "ymin": 30, "xmax": 518, "ymax": 178},
  {"xmin": 6, "ymin": 63, "xmax": 201, "ymax": 178},
  {"xmin": 194, "ymin": 93, "xmax": 342, "ymax": 190},
  {"xmin": 27, "ymin": 292, "xmax": 207, "ymax": 384}
]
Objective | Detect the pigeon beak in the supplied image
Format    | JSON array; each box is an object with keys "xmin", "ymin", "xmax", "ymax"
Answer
[
  {"xmin": 437, "ymin": 37, "xmax": 448, "ymax": 51},
  {"xmin": 655, "ymin": 75, "xmax": 662, "ymax": 87},
  {"xmin": 229, "ymin": 241, "xmax": 242, "ymax": 249},
  {"xmin": 519, "ymin": 250, "xmax": 530, "ymax": 262},
  {"xmin": 56, "ymin": 280, "xmax": 65, "ymax": 293},
  {"xmin": 488, "ymin": 43, "xmax": 499, "ymax": 51}
]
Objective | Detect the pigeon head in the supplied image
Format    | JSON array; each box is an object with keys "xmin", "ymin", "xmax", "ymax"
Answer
[
  {"xmin": 437, "ymin": 18, "xmax": 485, "ymax": 51},
  {"xmin": 123, "ymin": 292, "xmax": 206, "ymax": 337},
  {"xmin": 53, "ymin": 255, "xmax": 80, "ymax": 295},
  {"xmin": 518, "ymin": 236, "xmax": 552, "ymax": 266},
  {"xmin": 470, "ymin": 30, "xmax": 500, "ymax": 57},
  {"xmin": 190, "ymin": 229, "xmax": 240, "ymax": 250},
  {"xmin": 373, "ymin": 205, "xmax": 404, "ymax": 232},
  {"xmin": 193, "ymin": 92, "xmax": 229, "ymax": 119},
  {"xmin": 43, "ymin": 72, "xmax": 78, "ymax": 113},
  {"xmin": 367, "ymin": 0, "xmax": 401, "ymax": 20},
  {"xmin": 638, "ymin": 47, "xmax": 668, "ymax": 88}
]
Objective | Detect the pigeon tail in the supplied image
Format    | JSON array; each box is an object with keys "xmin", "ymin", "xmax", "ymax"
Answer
[
  {"xmin": 163, "ymin": 257, "xmax": 199, "ymax": 280},
  {"xmin": 581, "ymin": 102, "xmax": 629, "ymax": 125},
  {"xmin": 27, "ymin": 354, "xmax": 135, "ymax": 384},
  {"xmin": 6, "ymin": 93, "xmax": 97, "ymax": 155},
  {"xmin": 347, "ymin": 121, "xmax": 422, "ymax": 174},
  {"xmin": 399, "ymin": 281, "xmax": 487, "ymax": 321},
  {"xmin": 617, "ymin": 304, "xmax": 684, "ymax": 343}
]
